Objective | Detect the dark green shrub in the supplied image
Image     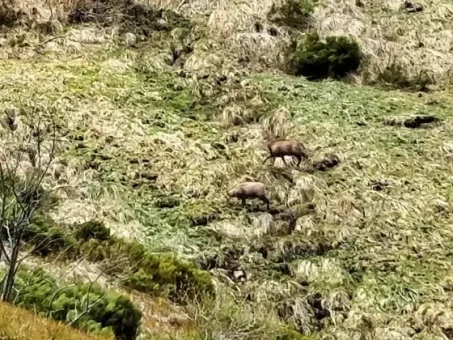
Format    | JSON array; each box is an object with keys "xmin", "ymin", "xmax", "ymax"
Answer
[
  {"xmin": 75, "ymin": 220, "xmax": 111, "ymax": 242},
  {"xmin": 22, "ymin": 216, "xmax": 78, "ymax": 257},
  {"xmin": 121, "ymin": 268, "xmax": 161, "ymax": 293},
  {"xmin": 0, "ymin": 3, "xmax": 25, "ymax": 27},
  {"xmin": 123, "ymin": 251, "xmax": 214, "ymax": 302},
  {"xmin": 80, "ymin": 238, "xmax": 111, "ymax": 262},
  {"xmin": 79, "ymin": 237, "xmax": 214, "ymax": 301},
  {"xmin": 154, "ymin": 197, "xmax": 181, "ymax": 208},
  {"xmin": 268, "ymin": 0, "xmax": 316, "ymax": 30},
  {"xmin": 14, "ymin": 213, "xmax": 213, "ymax": 303},
  {"xmin": 14, "ymin": 269, "xmax": 142, "ymax": 340},
  {"xmin": 290, "ymin": 32, "xmax": 362, "ymax": 80}
]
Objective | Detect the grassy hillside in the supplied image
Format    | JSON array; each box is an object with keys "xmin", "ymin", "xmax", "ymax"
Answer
[
  {"xmin": 1, "ymin": 45, "xmax": 452, "ymax": 339},
  {"xmin": 0, "ymin": 301, "xmax": 113, "ymax": 340},
  {"xmin": 0, "ymin": 0, "xmax": 453, "ymax": 339}
]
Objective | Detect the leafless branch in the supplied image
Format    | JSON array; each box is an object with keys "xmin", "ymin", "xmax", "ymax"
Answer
[
  {"xmin": 68, "ymin": 270, "xmax": 106, "ymax": 326},
  {"xmin": 17, "ymin": 233, "xmax": 67, "ymax": 267},
  {"xmin": 46, "ymin": 284, "xmax": 76, "ymax": 317},
  {"xmin": 0, "ymin": 112, "xmax": 58, "ymax": 301}
]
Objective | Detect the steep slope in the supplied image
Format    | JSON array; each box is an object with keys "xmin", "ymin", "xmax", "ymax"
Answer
[
  {"xmin": 0, "ymin": 301, "xmax": 113, "ymax": 340},
  {"xmin": 1, "ymin": 45, "xmax": 452, "ymax": 338},
  {"xmin": 0, "ymin": 0, "xmax": 453, "ymax": 339}
]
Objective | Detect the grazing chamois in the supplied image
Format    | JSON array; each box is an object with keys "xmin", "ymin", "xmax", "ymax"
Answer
[
  {"xmin": 263, "ymin": 132, "xmax": 308, "ymax": 167},
  {"xmin": 227, "ymin": 182, "xmax": 270, "ymax": 209}
]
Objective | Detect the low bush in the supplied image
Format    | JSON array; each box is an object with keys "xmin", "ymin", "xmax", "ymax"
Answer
[
  {"xmin": 268, "ymin": 0, "xmax": 316, "ymax": 30},
  {"xmin": 75, "ymin": 220, "xmax": 111, "ymax": 242},
  {"xmin": 16, "ymin": 217, "xmax": 213, "ymax": 303},
  {"xmin": 80, "ymin": 237, "xmax": 214, "ymax": 301},
  {"xmin": 23, "ymin": 216, "xmax": 79, "ymax": 257},
  {"xmin": 13, "ymin": 268, "xmax": 142, "ymax": 340},
  {"xmin": 125, "ymin": 251, "xmax": 214, "ymax": 301},
  {"xmin": 290, "ymin": 32, "xmax": 362, "ymax": 80}
]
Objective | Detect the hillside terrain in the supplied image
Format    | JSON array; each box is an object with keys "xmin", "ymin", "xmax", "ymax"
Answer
[
  {"xmin": 0, "ymin": 301, "xmax": 113, "ymax": 340},
  {"xmin": 0, "ymin": 0, "xmax": 453, "ymax": 339}
]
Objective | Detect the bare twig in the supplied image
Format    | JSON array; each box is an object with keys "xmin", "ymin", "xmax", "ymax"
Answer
[
  {"xmin": 68, "ymin": 270, "xmax": 106, "ymax": 326},
  {"xmin": 46, "ymin": 284, "xmax": 76, "ymax": 316}
]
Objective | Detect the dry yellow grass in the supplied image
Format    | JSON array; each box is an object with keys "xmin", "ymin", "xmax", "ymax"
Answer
[
  {"xmin": 313, "ymin": 0, "xmax": 453, "ymax": 87},
  {"xmin": 152, "ymin": 0, "xmax": 453, "ymax": 86},
  {"xmin": 0, "ymin": 301, "xmax": 113, "ymax": 340},
  {"xmin": 7, "ymin": 0, "xmax": 453, "ymax": 87}
]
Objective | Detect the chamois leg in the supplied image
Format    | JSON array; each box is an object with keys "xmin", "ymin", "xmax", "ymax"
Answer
[
  {"xmin": 295, "ymin": 155, "xmax": 302, "ymax": 167},
  {"xmin": 262, "ymin": 197, "xmax": 270, "ymax": 210},
  {"xmin": 241, "ymin": 198, "xmax": 246, "ymax": 208},
  {"xmin": 281, "ymin": 156, "xmax": 288, "ymax": 166},
  {"xmin": 263, "ymin": 155, "xmax": 272, "ymax": 165}
]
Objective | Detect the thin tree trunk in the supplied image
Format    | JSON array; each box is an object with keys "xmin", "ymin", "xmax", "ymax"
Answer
[{"xmin": 1, "ymin": 244, "xmax": 19, "ymax": 302}]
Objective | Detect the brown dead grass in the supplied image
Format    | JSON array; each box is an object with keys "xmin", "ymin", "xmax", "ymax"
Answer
[
  {"xmin": 128, "ymin": 292, "xmax": 196, "ymax": 336},
  {"xmin": 6, "ymin": 0, "xmax": 453, "ymax": 87},
  {"xmin": 0, "ymin": 301, "xmax": 113, "ymax": 340},
  {"xmin": 150, "ymin": 0, "xmax": 453, "ymax": 86},
  {"xmin": 313, "ymin": 0, "xmax": 453, "ymax": 88}
]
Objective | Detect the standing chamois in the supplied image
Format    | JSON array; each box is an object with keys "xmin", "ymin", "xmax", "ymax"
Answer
[
  {"xmin": 227, "ymin": 182, "xmax": 270, "ymax": 210},
  {"xmin": 263, "ymin": 131, "xmax": 308, "ymax": 167}
]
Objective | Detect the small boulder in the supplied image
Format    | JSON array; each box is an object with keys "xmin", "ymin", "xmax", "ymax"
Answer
[
  {"xmin": 402, "ymin": 1, "xmax": 424, "ymax": 13},
  {"xmin": 403, "ymin": 115, "xmax": 439, "ymax": 128},
  {"xmin": 313, "ymin": 153, "xmax": 341, "ymax": 171},
  {"xmin": 232, "ymin": 270, "xmax": 246, "ymax": 281},
  {"xmin": 385, "ymin": 114, "xmax": 441, "ymax": 129},
  {"xmin": 124, "ymin": 32, "xmax": 137, "ymax": 47}
]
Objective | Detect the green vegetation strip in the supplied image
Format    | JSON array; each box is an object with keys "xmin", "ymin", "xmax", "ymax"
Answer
[
  {"xmin": 26, "ymin": 218, "xmax": 214, "ymax": 301},
  {"xmin": 13, "ymin": 268, "xmax": 141, "ymax": 339}
]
